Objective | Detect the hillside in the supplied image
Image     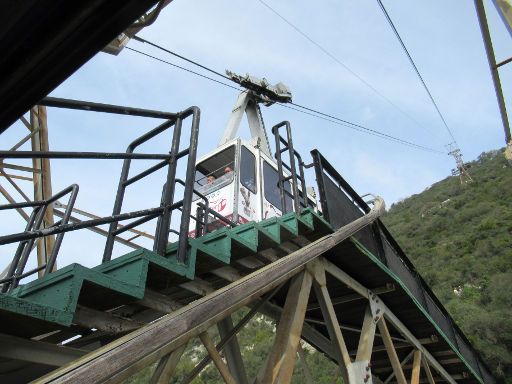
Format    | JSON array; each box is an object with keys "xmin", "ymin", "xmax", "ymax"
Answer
[{"xmin": 382, "ymin": 149, "xmax": 512, "ymax": 382}]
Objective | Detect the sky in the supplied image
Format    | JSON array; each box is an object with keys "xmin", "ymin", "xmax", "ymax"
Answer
[{"xmin": 1, "ymin": 0, "xmax": 511, "ymax": 270}]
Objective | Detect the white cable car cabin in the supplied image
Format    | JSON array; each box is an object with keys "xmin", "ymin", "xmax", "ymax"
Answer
[{"xmin": 188, "ymin": 86, "xmax": 316, "ymax": 237}]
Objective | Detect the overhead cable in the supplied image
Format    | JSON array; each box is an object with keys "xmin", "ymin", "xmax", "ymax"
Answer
[
  {"xmin": 132, "ymin": 35, "xmax": 233, "ymax": 82},
  {"xmin": 125, "ymin": 47, "xmax": 241, "ymax": 91},
  {"xmin": 126, "ymin": 40, "xmax": 443, "ymax": 154},
  {"xmin": 375, "ymin": 0, "xmax": 457, "ymax": 144},
  {"xmin": 281, "ymin": 103, "xmax": 444, "ymax": 154},
  {"xmin": 255, "ymin": 0, "xmax": 432, "ymax": 135}
]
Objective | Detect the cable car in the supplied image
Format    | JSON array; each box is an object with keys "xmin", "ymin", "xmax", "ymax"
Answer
[{"xmin": 188, "ymin": 77, "xmax": 317, "ymax": 237}]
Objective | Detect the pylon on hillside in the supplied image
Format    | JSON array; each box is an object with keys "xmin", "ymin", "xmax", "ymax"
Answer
[{"xmin": 447, "ymin": 143, "xmax": 473, "ymax": 184}]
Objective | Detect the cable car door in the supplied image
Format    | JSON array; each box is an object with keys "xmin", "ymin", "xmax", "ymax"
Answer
[{"xmin": 237, "ymin": 144, "xmax": 260, "ymax": 223}]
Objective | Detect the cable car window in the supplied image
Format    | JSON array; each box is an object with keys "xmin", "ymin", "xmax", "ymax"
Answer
[
  {"xmin": 263, "ymin": 161, "xmax": 293, "ymax": 212},
  {"xmin": 240, "ymin": 146, "xmax": 256, "ymax": 193},
  {"xmin": 194, "ymin": 145, "xmax": 235, "ymax": 198}
]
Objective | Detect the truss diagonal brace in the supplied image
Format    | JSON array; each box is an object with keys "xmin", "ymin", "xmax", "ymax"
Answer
[
  {"xmin": 199, "ymin": 332, "xmax": 236, "ymax": 384},
  {"xmin": 149, "ymin": 343, "xmax": 187, "ymax": 384},
  {"xmin": 411, "ymin": 350, "xmax": 422, "ymax": 384},
  {"xmin": 377, "ymin": 318, "xmax": 407, "ymax": 384},
  {"xmin": 309, "ymin": 260, "xmax": 351, "ymax": 384},
  {"xmin": 257, "ymin": 270, "xmax": 313, "ymax": 384},
  {"xmin": 217, "ymin": 316, "xmax": 249, "ymax": 384},
  {"xmin": 356, "ymin": 305, "xmax": 377, "ymax": 363}
]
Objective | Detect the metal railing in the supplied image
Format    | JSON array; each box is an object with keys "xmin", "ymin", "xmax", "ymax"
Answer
[
  {"xmin": 272, "ymin": 121, "xmax": 308, "ymax": 214},
  {"xmin": 0, "ymin": 97, "xmax": 201, "ymax": 287},
  {"xmin": 0, "ymin": 184, "xmax": 78, "ymax": 291},
  {"xmin": 194, "ymin": 202, "xmax": 237, "ymax": 238},
  {"xmin": 174, "ymin": 179, "xmax": 235, "ymax": 239}
]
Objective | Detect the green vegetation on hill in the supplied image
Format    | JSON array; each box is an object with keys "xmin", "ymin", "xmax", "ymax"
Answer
[{"xmin": 382, "ymin": 149, "xmax": 512, "ymax": 382}]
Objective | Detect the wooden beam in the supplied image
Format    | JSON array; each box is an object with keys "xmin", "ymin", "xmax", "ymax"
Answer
[
  {"xmin": 397, "ymin": 356, "xmax": 461, "ymax": 371},
  {"xmin": 0, "ymin": 183, "xmax": 30, "ymax": 221},
  {"xmin": 383, "ymin": 349, "xmax": 414, "ymax": 383},
  {"xmin": 179, "ymin": 278, "xmax": 215, "ymax": 296},
  {"xmin": 258, "ymin": 300, "xmax": 336, "ymax": 361},
  {"xmin": 297, "ymin": 342, "xmax": 314, "ymax": 384},
  {"xmin": 0, "ymin": 333, "xmax": 86, "ymax": 367},
  {"xmin": 310, "ymin": 260, "xmax": 351, "ymax": 383},
  {"xmin": 0, "ymin": 172, "xmax": 33, "ymax": 181},
  {"xmin": 258, "ymin": 270, "xmax": 313, "ymax": 384},
  {"xmin": 73, "ymin": 306, "xmax": 143, "ymax": 334},
  {"xmin": 258, "ymin": 248, "xmax": 279, "ymax": 262},
  {"xmin": 278, "ymin": 241, "xmax": 301, "ymax": 253},
  {"xmin": 9, "ymin": 127, "xmax": 39, "ymax": 151},
  {"xmin": 350, "ymin": 337, "xmax": 436, "ymax": 358},
  {"xmin": 307, "ymin": 283, "xmax": 395, "ymax": 311},
  {"xmin": 217, "ymin": 316, "xmax": 249, "ymax": 384},
  {"xmin": 433, "ymin": 350, "xmax": 456, "ymax": 357},
  {"xmin": 30, "ymin": 106, "xmax": 55, "ymax": 276},
  {"xmin": 411, "ymin": 350, "xmax": 422, "ymax": 384},
  {"xmin": 0, "ymin": 167, "xmax": 33, "ymax": 201},
  {"xmin": 377, "ymin": 317, "xmax": 407, "ymax": 384},
  {"xmin": 236, "ymin": 255, "xmax": 265, "ymax": 269},
  {"xmin": 258, "ymin": 279, "xmax": 439, "ymax": 384},
  {"xmin": 383, "ymin": 313, "xmax": 455, "ymax": 384},
  {"xmin": 199, "ymin": 332, "xmax": 236, "ymax": 384},
  {"xmin": 212, "ymin": 266, "xmax": 243, "ymax": 282},
  {"xmin": 422, "ymin": 356, "xmax": 436, "ymax": 384},
  {"xmin": 138, "ymin": 289, "xmax": 182, "ymax": 314},
  {"xmin": 19, "ymin": 115, "xmax": 32, "ymax": 131},
  {"xmin": 356, "ymin": 306, "xmax": 377, "ymax": 362},
  {"xmin": 53, "ymin": 209, "xmax": 141, "ymax": 251},
  {"xmin": 324, "ymin": 260, "xmax": 368, "ymax": 298},
  {"xmin": 380, "ymin": 346, "xmax": 414, "ymax": 384},
  {"xmin": 149, "ymin": 343, "xmax": 187, "ymax": 384},
  {"xmin": 0, "ymin": 162, "xmax": 41, "ymax": 173}
]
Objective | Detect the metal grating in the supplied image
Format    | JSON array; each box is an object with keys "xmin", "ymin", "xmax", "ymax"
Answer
[
  {"xmin": 425, "ymin": 294, "xmax": 458, "ymax": 347},
  {"xmin": 383, "ymin": 240, "xmax": 425, "ymax": 307}
]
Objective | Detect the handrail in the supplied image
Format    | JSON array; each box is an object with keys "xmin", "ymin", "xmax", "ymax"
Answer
[
  {"xmin": 1, "ymin": 98, "xmax": 201, "ymax": 275},
  {"xmin": 0, "ymin": 184, "xmax": 78, "ymax": 292},
  {"xmin": 103, "ymin": 106, "xmax": 200, "ymax": 263},
  {"xmin": 272, "ymin": 121, "xmax": 308, "ymax": 214}
]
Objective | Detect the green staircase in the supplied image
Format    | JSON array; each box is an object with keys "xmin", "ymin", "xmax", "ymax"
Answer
[{"xmin": 0, "ymin": 208, "xmax": 332, "ymax": 338}]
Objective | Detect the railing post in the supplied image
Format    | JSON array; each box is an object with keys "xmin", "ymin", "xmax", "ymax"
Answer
[
  {"xmin": 175, "ymin": 107, "xmax": 200, "ymax": 263},
  {"xmin": 44, "ymin": 185, "xmax": 79, "ymax": 274},
  {"xmin": 311, "ymin": 150, "xmax": 329, "ymax": 221},
  {"xmin": 272, "ymin": 121, "xmax": 303, "ymax": 214},
  {"xmin": 154, "ymin": 117, "xmax": 182, "ymax": 257}
]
